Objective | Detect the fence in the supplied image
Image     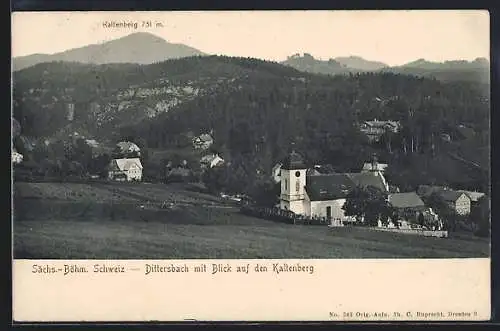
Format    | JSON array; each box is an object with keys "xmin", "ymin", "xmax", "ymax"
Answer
[{"xmin": 239, "ymin": 205, "xmax": 328, "ymax": 225}]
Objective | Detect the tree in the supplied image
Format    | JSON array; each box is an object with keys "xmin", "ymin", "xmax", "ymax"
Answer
[
  {"xmin": 417, "ymin": 213, "xmax": 425, "ymax": 226},
  {"xmin": 72, "ymin": 138, "xmax": 93, "ymax": 171},
  {"xmin": 248, "ymin": 179, "xmax": 280, "ymax": 207},
  {"xmin": 343, "ymin": 186, "xmax": 391, "ymax": 226},
  {"xmin": 201, "ymin": 166, "xmax": 226, "ymax": 194},
  {"xmin": 89, "ymin": 153, "xmax": 111, "ymax": 178}
]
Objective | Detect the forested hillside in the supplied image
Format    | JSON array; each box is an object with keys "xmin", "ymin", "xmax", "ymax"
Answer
[{"xmin": 13, "ymin": 55, "xmax": 490, "ymax": 193}]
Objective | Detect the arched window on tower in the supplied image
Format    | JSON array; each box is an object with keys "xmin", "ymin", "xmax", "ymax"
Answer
[{"xmin": 296, "ymin": 181, "xmax": 300, "ymax": 193}]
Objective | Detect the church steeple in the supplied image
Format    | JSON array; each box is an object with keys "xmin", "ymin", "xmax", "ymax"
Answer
[
  {"xmin": 282, "ymin": 143, "xmax": 306, "ymax": 170},
  {"xmin": 279, "ymin": 145, "xmax": 307, "ymax": 215}
]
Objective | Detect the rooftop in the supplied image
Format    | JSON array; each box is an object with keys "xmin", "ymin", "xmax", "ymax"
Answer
[
  {"xmin": 111, "ymin": 158, "xmax": 143, "ymax": 171},
  {"xmin": 347, "ymin": 172, "xmax": 388, "ymax": 192},
  {"xmin": 388, "ymin": 192, "xmax": 425, "ymax": 209},
  {"xmin": 281, "ymin": 150, "xmax": 307, "ymax": 170},
  {"xmin": 305, "ymin": 174, "xmax": 354, "ymax": 201}
]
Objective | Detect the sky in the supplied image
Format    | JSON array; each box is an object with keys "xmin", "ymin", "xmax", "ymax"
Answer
[{"xmin": 11, "ymin": 10, "xmax": 490, "ymax": 66}]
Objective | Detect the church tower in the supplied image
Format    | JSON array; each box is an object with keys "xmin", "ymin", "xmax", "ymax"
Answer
[{"xmin": 279, "ymin": 149, "xmax": 307, "ymax": 215}]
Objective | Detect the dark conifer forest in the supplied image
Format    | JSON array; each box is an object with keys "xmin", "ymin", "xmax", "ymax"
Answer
[{"xmin": 12, "ymin": 55, "xmax": 490, "ymax": 193}]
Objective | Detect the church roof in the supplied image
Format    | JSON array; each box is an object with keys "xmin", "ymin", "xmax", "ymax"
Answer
[
  {"xmin": 305, "ymin": 174, "xmax": 355, "ymax": 201},
  {"xmin": 304, "ymin": 171, "xmax": 389, "ymax": 202},
  {"xmin": 281, "ymin": 150, "xmax": 307, "ymax": 170}
]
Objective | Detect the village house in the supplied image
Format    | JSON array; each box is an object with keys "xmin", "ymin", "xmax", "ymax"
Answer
[
  {"xmin": 439, "ymin": 190, "xmax": 471, "ymax": 215},
  {"xmin": 108, "ymin": 157, "xmax": 143, "ymax": 181},
  {"xmin": 458, "ymin": 190, "xmax": 486, "ymax": 203},
  {"xmin": 278, "ymin": 151, "xmax": 389, "ymax": 226},
  {"xmin": 192, "ymin": 133, "xmax": 214, "ymax": 150},
  {"xmin": 388, "ymin": 192, "xmax": 426, "ymax": 212},
  {"xmin": 200, "ymin": 153, "xmax": 224, "ymax": 169},
  {"xmin": 387, "ymin": 192, "xmax": 425, "ymax": 227},
  {"xmin": 417, "ymin": 185, "xmax": 472, "ymax": 215},
  {"xmin": 359, "ymin": 119, "xmax": 401, "ymax": 142}
]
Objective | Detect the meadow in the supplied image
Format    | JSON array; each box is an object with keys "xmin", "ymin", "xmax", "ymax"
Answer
[{"xmin": 13, "ymin": 182, "xmax": 490, "ymax": 259}]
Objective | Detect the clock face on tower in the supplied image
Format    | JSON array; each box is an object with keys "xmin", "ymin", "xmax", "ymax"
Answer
[{"xmin": 295, "ymin": 171, "xmax": 301, "ymax": 177}]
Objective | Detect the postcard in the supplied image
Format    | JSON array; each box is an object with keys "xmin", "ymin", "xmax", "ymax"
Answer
[{"xmin": 11, "ymin": 10, "xmax": 491, "ymax": 322}]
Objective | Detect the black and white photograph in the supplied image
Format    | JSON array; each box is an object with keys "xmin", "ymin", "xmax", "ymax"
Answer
[{"xmin": 12, "ymin": 10, "xmax": 490, "ymax": 260}]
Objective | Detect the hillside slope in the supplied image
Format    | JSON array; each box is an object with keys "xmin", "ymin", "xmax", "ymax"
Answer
[{"xmin": 13, "ymin": 55, "xmax": 490, "ymax": 191}]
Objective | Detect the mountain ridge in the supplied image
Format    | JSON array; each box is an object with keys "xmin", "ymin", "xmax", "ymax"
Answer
[
  {"xmin": 281, "ymin": 53, "xmax": 489, "ymax": 84},
  {"xmin": 12, "ymin": 32, "xmax": 207, "ymax": 71}
]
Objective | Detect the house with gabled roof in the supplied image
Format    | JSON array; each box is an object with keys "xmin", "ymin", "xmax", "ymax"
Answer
[
  {"xmin": 278, "ymin": 150, "xmax": 389, "ymax": 225},
  {"xmin": 108, "ymin": 157, "xmax": 143, "ymax": 181},
  {"xmin": 200, "ymin": 153, "xmax": 224, "ymax": 169},
  {"xmin": 458, "ymin": 190, "xmax": 485, "ymax": 203},
  {"xmin": 438, "ymin": 190, "xmax": 471, "ymax": 215},
  {"xmin": 417, "ymin": 185, "xmax": 472, "ymax": 215},
  {"xmin": 192, "ymin": 133, "xmax": 214, "ymax": 150}
]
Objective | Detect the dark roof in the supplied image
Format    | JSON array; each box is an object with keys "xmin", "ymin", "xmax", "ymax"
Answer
[
  {"xmin": 281, "ymin": 150, "xmax": 307, "ymax": 170},
  {"xmin": 388, "ymin": 192, "xmax": 425, "ymax": 209},
  {"xmin": 305, "ymin": 174, "xmax": 355, "ymax": 201},
  {"xmin": 417, "ymin": 185, "xmax": 469, "ymax": 202},
  {"xmin": 417, "ymin": 185, "xmax": 442, "ymax": 197},
  {"xmin": 347, "ymin": 172, "xmax": 388, "ymax": 192},
  {"xmin": 438, "ymin": 190, "xmax": 468, "ymax": 202}
]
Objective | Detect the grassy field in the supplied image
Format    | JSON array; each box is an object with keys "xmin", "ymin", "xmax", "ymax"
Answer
[{"xmin": 13, "ymin": 182, "xmax": 490, "ymax": 259}]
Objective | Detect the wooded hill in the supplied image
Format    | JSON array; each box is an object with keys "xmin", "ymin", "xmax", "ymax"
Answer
[{"xmin": 13, "ymin": 55, "xmax": 490, "ymax": 192}]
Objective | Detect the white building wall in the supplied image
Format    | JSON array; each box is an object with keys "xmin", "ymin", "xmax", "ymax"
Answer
[
  {"xmin": 126, "ymin": 169, "xmax": 142, "ymax": 181},
  {"xmin": 310, "ymin": 199, "xmax": 347, "ymax": 220},
  {"xmin": 280, "ymin": 168, "xmax": 307, "ymax": 201},
  {"xmin": 455, "ymin": 195, "xmax": 471, "ymax": 215}
]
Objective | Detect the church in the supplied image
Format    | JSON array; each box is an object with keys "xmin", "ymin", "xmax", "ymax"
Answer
[{"xmin": 278, "ymin": 150, "xmax": 389, "ymax": 226}]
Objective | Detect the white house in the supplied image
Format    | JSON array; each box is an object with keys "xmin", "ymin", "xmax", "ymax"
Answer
[
  {"xmin": 278, "ymin": 151, "xmax": 389, "ymax": 226},
  {"xmin": 108, "ymin": 158, "xmax": 143, "ymax": 181},
  {"xmin": 200, "ymin": 153, "xmax": 224, "ymax": 169}
]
